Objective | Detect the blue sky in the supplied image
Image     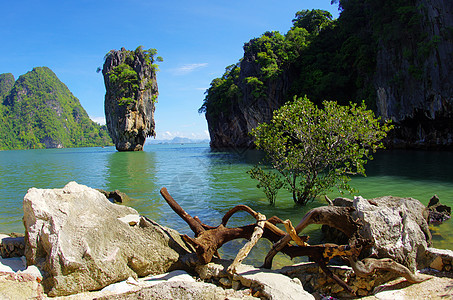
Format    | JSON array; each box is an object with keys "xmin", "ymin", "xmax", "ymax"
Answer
[{"xmin": 1, "ymin": 0, "xmax": 339, "ymax": 140}]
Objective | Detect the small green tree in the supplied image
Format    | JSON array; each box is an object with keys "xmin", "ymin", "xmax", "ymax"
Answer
[
  {"xmin": 247, "ymin": 165, "xmax": 284, "ymax": 205},
  {"xmin": 250, "ymin": 96, "xmax": 392, "ymax": 205}
]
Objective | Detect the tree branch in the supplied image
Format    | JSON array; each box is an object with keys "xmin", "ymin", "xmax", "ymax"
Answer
[{"xmin": 263, "ymin": 205, "xmax": 361, "ymax": 268}]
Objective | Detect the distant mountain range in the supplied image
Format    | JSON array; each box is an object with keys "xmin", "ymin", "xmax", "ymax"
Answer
[
  {"xmin": 146, "ymin": 137, "xmax": 209, "ymax": 145},
  {"xmin": 0, "ymin": 67, "xmax": 113, "ymax": 150}
]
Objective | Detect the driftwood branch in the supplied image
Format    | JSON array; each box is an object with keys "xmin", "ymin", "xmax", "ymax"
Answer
[
  {"xmin": 282, "ymin": 219, "xmax": 309, "ymax": 247},
  {"xmin": 161, "ymin": 187, "xmax": 205, "ymax": 235},
  {"xmin": 348, "ymin": 257, "xmax": 432, "ymax": 283},
  {"xmin": 161, "ymin": 188, "xmax": 263, "ymax": 264},
  {"xmin": 160, "ymin": 187, "xmax": 426, "ymax": 295},
  {"xmin": 227, "ymin": 210, "xmax": 266, "ymax": 274},
  {"xmin": 263, "ymin": 205, "xmax": 362, "ymax": 269}
]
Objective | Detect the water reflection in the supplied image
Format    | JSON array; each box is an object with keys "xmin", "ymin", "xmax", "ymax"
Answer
[
  {"xmin": 348, "ymin": 150, "xmax": 453, "ymax": 202},
  {"xmin": 366, "ymin": 150, "xmax": 453, "ymax": 182},
  {"xmin": 104, "ymin": 149, "xmax": 162, "ymax": 220}
]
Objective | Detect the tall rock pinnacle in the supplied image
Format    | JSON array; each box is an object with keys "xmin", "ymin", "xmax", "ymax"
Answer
[{"xmin": 102, "ymin": 47, "xmax": 160, "ymax": 151}]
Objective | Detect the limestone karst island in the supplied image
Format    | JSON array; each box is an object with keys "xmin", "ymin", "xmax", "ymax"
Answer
[
  {"xmin": 1, "ymin": 0, "xmax": 453, "ymax": 299},
  {"xmin": 102, "ymin": 47, "xmax": 160, "ymax": 152}
]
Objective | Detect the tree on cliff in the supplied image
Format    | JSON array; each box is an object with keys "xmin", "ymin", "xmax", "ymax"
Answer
[{"xmin": 249, "ymin": 96, "xmax": 392, "ymax": 205}]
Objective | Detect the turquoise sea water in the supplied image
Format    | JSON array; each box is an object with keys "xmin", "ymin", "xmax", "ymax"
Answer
[{"xmin": 1, "ymin": 144, "xmax": 452, "ymax": 267}]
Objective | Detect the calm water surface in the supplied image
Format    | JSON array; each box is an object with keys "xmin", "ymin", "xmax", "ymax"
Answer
[{"xmin": 1, "ymin": 144, "xmax": 452, "ymax": 267}]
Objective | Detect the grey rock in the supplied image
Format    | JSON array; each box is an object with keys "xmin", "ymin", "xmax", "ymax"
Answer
[
  {"xmin": 0, "ymin": 236, "xmax": 25, "ymax": 258},
  {"xmin": 353, "ymin": 196, "xmax": 431, "ymax": 271},
  {"xmin": 427, "ymin": 194, "xmax": 451, "ymax": 224},
  {"xmin": 424, "ymin": 247, "xmax": 453, "ymax": 271},
  {"xmin": 23, "ymin": 182, "xmax": 193, "ymax": 296}
]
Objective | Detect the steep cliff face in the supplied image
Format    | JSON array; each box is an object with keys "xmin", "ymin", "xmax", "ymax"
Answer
[
  {"xmin": 375, "ymin": 0, "xmax": 453, "ymax": 148},
  {"xmin": 206, "ymin": 38, "xmax": 294, "ymax": 149},
  {"xmin": 203, "ymin": 0, "xmax": 453, "ymax": 149},
  {"xmin": 102, "ymin": 47, "xmax": 159, "ymax": 151}
]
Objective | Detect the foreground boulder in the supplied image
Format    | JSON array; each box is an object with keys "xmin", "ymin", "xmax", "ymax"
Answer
[
  {"xmin": 324, "ymin": 196, "xmax": 432, "ymax": 271},
  {"xmin": 354, "ymin": 196, "xmax": 431, "ymax": 271},
  {"xmin": 23, "ymin": 182, "xmax": 193, "ymax": 296}
]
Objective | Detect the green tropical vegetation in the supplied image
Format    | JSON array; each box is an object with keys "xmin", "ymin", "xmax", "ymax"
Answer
[
  {"xmin": 198, "ymin": 0, "xmax": 439, "ymax": 204},
  {"xmin": 0, "ymin": 67, "xmax": 112, "ymax": 150},
  {"xmin": 104, "ymin": 46, "xmax": 162, "ymax": 106},
  {"xmin": 200, "ymin": 0, "xmax": 433, "ymax": 116},
  {"xmin": 247, "ymin": 165, "xmax": 283, "ymax": 205},
  {"xmin": 249, "ymin": 96, "xmax": 392, "ymax": 205}
]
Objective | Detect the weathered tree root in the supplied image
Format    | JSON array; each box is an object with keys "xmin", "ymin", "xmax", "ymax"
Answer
[
  {"xmin": 263, "ymin": 205, "xmax": 363, "ymax": 269},
  {"xmin": 282, "ymin": 219, "xmax": 309, "ymax": 247},
  {"xmin": 161, "ymin": 188, "xmax": 261, "ymax": 264},
  {"xmin": 161, "ymin": 187, "xmax": 427, "ymax": 296},
  {"xmin": 160, "ymin": 188, "xmax": 361, "ymax": 291},
  {"xmin": 348, "ymin": 257, "xmax": 432, "ymax": 283}
]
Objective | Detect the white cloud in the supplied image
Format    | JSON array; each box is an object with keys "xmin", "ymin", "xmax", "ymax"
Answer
[
  {"xmin": 90, "ymin": 116, "xmax": 106, "ymax": 125},
  {"xmin": 196, "ymin": 87, "xmax": 208, "ymax": 91},
  {"xmin": 172, "ymin": 63, "xmax": 208, "ymax": 75}
]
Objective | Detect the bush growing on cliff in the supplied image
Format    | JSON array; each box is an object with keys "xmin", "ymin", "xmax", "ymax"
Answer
[
  {"xmin": 105, "ymin": 46, "xmax": 162, "ymax": 107},
  {"xmin": 250, "ymin": 96, "xmax": 392, "ymax": 205}
]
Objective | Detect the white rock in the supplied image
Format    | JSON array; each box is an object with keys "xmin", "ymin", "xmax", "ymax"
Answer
[
  {"xmin": 101, "ymin": 276, "xmax": 139, "ymax": 293},
  {"xmin": 374, "ymin": 289, "xmax": 406, "ymax": 300},
  {"xmin": 353, "ymin": 195, "xmax": 430, "ymax": 270},
  {"xmin": 234, "ymin": 264, "xmax": 314, "ymax": 300},
  {"xmin": 139, "ymin": 270, "xmax": 196, "ymax": 287},
  {"xmin": 118, "ymin": 214, "xmax": 141, "ymax": 226},
  {"xmin": 19, "ymin": 265, "xmax": 43, "ymax": 281}
]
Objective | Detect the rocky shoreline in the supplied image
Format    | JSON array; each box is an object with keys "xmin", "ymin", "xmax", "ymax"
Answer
[{"xmin": 1, "ymin": 182, "xmax": 452, "ymax": 299}]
